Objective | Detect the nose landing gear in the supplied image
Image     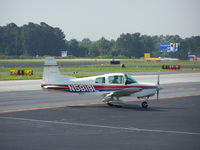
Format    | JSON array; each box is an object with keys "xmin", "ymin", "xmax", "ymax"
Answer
[
  {"xmin": 141, "ymin": 101, "xmax": 148, "ymax": 108},
  {"xmin": 139, "ymin": 96, "xmax": 149, "ymax": 108}
]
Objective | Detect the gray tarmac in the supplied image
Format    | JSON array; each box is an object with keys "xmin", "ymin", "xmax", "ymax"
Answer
[
  {"xmin": 0, "ymin": 95, "xmax": 200, "ymax": 150},
  {"xmin": 0, "ymin": 82, "xmax": 200, "ymax": 112},
  {"xmin": 0, "ymin": 80, "xmax": 200, "ymax": 149}
]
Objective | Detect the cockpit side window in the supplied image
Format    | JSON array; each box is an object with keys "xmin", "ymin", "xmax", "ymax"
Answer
[
  {"xmin": 108, "ymin": 75, "xmax": 123, "ymax": 84},
  {"xmin": 95, "ymin": 77, "xmax": 105, "ymax": 84},
  {"xmin": 125, "ymin": 74, "xmax": 137, "ymax": 84}
]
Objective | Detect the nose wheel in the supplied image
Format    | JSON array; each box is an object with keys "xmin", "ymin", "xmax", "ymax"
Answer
[{"xmin": 141, "ymin": 101, "xmax": 148, "ymax": 108}]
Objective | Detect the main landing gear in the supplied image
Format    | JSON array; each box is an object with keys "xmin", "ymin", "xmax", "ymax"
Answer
[
  {"xmin": 107, "ymin": 102, "xmax": 122, "ymax": 108},
  {"xmin": 107, "ymin": 102, "xmax": 114, "ymax": 107},
  {"xmin": 106, "ymin": 96, "xmax": 149, "ymax": 108},
  {"xmin": 106, "ymin": 96, "xmax": 123, "ymax": 108}
]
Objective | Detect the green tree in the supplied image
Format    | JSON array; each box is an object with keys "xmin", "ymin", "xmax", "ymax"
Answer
[
  {"xmin": 88, "ymin": 45, "xmax": 100, "ymax": 57},
  {"xmin": 80, "ymin": 38, "xmax": 93, "ymax": 48},
  {"xmin": 68, "ymin": 39, "xmax": 79, "ymax": 56},
  {"xmin": 95, "ymin": 37, "xmax": 112, "ymax": 56},
  {"xmin": 0, "ymin": 22, "xmax": 66, "ymax": 56},
  {"xmin": 0, "ymin": 23, "xmax": 22, "ymax": 55},
  {"xmin": 68, "ymin": 39, "xmax": 88, "ymax": 57},
  {"xmin": 115, "ymin": 33, "xmax": 144, "ymax": 58}
]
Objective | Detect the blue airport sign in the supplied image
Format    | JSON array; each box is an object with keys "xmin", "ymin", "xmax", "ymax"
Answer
[
  {"xmin": 159, "ymin": 43, "xmax": 170, "ymax": 52},
  {"xmin": 159, "ymin": 43, "xmax": 178, "ymax": 52}
]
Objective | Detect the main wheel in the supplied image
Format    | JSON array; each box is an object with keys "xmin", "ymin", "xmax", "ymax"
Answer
[{"xmin": 141, "ymin": 101, "xmax": 148, "ymax": 108}]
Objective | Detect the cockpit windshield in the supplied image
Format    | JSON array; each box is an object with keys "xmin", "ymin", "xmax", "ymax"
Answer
[{"xmin": 125, "ymin": 74, "xmax": 137, "ymax": 84}]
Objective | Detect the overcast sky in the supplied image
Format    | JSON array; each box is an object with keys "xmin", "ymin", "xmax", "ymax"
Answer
[{"xmin": 0, "ymin": 0, "xmax": 200, "ymax": 41}]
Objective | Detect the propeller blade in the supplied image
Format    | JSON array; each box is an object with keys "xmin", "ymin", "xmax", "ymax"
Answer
[
  {"xmin": 157, "ymin": 89, "xmax": 159, "ymax": 101},
  {"xmin": 156, "ymin": 71, "xmax": 160, "ymax": 101},
  {"xmin": 157, "ymin": 71, "xmax": 160, "ymax": 85}
]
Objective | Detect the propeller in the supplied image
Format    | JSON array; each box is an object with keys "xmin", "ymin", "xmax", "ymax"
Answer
[
  {"xmin": 156, "ymin": 71, "xmax": 160, "ymax": 101},
  {"xmin": 156, "ymin": 88, "xmax": 159, "ymax": 101}
]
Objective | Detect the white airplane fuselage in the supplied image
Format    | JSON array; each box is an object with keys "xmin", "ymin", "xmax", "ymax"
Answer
[{"xmin": 42, "ymin": 73, "xmax": 159, "ymax": 98}]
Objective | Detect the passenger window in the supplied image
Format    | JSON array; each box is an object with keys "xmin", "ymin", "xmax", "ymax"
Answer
[
  {"xmin": 95, "ymin": 77, "xmax": 105, "ymax": 83},
  {"xmin": 108, "ymin": 75, "xmax": 123, "ymax": 84}
]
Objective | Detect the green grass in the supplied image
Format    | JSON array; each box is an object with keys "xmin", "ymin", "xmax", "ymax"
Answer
[
  {"xmin": 61, "ymin": 67, "xmax": 198, "ymax": 72},
  {"xmin": 0, "ymin": 73, "xmax": 43, "ymax": 80},
  {"xmin": 0, "ymin": 67, "xmax": 42, "ymax": 72},
  {"xmin": 95, "ymin": 60, "xmax": 200, "ymax": 67},
  {"xmin": 0, "ymin": 65, "xmax": 200, "ymax": 74},
  {"xmin": 0, "ymin": 59, "xmax": 200, "ymax": 66},
  {"xmin": 0, "ymin": 59, "xmax": 199, "ymax": 80},
  {"xmin": 1, "ymin": 67, "xmax": 199, "ymax": 80},
  {"xmin": 1, "ymin": 66, "xmax": 198, "ymax": 74}
]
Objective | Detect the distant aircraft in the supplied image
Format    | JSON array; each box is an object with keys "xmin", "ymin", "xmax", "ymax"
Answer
[{"xmin": 41, "ymin": 57, "xmax": 163, "ymax": 108}]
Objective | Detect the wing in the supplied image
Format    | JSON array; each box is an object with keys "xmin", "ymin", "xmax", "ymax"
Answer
[{"xmin": 102, "ymin": 87, "xmax": 142, "ymax": 102}]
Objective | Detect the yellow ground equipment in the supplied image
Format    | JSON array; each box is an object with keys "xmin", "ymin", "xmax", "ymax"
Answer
[{"xmin": 10, "ymin": 70, "xmax": 33, "ymax": 75}]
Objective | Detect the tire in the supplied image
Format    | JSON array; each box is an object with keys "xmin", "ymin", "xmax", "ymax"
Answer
[{"xmin": 141, "ymin": 101, "xmax": 148, "ymax": 108}]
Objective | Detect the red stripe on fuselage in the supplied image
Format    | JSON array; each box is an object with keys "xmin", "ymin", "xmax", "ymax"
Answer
[
  {"xmin": 93, "ymin": 85, "xmax": 156, "ymax": 89},
  {"xmin": 44, "ymin": 65, "xmax": 58, "ymax": 67},
  {"xmin": 41, "ymin": 84, "xmax": 156, "ymax": 90}
]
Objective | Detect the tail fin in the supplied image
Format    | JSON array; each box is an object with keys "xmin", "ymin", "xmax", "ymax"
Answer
[{"xmin": 42, "ymin": 57, "xmax": 75, "ymax": 84}]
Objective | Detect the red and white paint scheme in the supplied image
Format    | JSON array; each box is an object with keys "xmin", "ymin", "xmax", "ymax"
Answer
[{"xmin": 41, "ymin": 57, "xmax": 163, "ymax": 108}]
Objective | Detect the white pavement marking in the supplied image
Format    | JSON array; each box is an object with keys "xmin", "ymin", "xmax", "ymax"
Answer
[{"xmin": 0, "ymin": 116, "xmax": 200, "ymax": 136}]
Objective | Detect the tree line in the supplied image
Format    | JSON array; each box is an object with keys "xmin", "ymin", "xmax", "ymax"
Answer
[{"xmin": 0, "ymin": 22, "xmax": 200, "ymax": 59}]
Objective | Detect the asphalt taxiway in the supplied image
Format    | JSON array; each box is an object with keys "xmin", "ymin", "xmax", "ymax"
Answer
[
  {"xmin": 0, "ymin": 95, "xmax": 200, "ymax": 150},
  {"xmin": 0, "ymin": 72, "xmax": 200, "ymax": 150},
  {"xmin": 0, "ymin": 82, "xmax": 199, "ymax": 113}
]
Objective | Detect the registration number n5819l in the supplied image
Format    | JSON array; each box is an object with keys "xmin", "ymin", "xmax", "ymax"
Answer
[{"xmin": 68, "ymin": 85, "xmax": 95, "ymax": 92}]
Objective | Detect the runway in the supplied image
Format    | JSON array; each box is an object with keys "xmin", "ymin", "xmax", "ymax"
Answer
[
  {"xmin": 0, "ymin": 82, "xmax": 200, "ymax": 113},
  {"xmin": 0, "ymin": 72, "xmax": 200, "ymax": 113},
  {"xmin": 0, "ymin": 95, "xmax": 200, "ymax": 150},
  {"xmin": 0, "ymin": 72, "xmax": 200, "ymax": 149}
]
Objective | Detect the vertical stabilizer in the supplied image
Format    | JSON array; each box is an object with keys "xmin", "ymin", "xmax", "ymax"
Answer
[{"xmin": 42, "ymin": 57, "xmax": 74, "ymax": 84}]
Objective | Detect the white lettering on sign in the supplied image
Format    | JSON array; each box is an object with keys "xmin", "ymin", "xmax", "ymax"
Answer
[{"xmin": 68, "ymin": 85, "xmax": 96, "ymax": 92}]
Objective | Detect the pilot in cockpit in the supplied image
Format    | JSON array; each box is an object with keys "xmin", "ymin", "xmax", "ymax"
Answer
[{"xmin": 112, "ymin": 76, "xmax": 119, "ymax": 84}]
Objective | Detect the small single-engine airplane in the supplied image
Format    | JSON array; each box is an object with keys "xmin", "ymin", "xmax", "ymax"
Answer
[{"xmin": 41, "ymin": 57, "xmax": 163, "ymax": 108}]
